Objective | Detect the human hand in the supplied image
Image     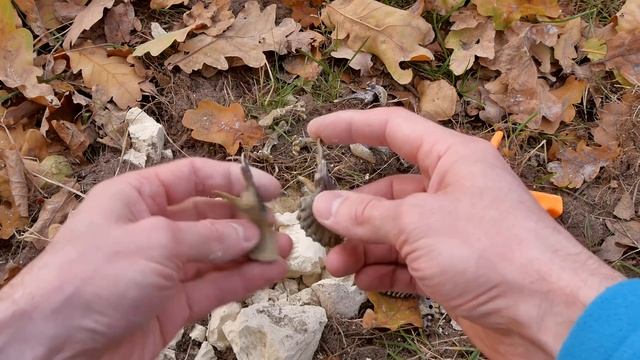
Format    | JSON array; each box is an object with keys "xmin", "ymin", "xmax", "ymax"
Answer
[
  {"xmin": 0, "ymin": 158, "xmax": 291, "ymax": 360},
  {"xmin": 308, "ymin": 108, "xmax": 624, "ymax": 359}
]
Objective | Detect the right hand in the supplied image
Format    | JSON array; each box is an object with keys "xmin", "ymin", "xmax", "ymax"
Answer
[{"xmin": 308, "ymin": 108, "xmax": 624, "ymax": 359}]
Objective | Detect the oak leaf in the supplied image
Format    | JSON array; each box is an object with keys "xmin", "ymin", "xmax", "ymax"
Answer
[
  {"xmin": 24, "ymin": 185, "xmax": 78, "ymax": 249},
  {"xmin": 614, "ymin": 192, "xmax": 635, "ymax": 220},
  {"xmin": 282, "ymin": 0, "xmax": 323, "ymax": 27},
  {"xmin": 330, "ymin": 44, "xmax": 374, "ymax": 75},
  {"xmin": 553, "ymin": 18, "xmax": 583, "ymax": 73},
  {"xmin": 472, "ymin": 0, "xmax": 561, "ymax": 30},
  {"xmin": 597, "ymin": 220, "xmax": 640, "ymax": 261},
  {"xmin": 547, "ymin": 141, "xmax": 619, "ymax": 188},
  {"xmin": 51, "ymin": 120, "xmax": 94, "ymax": 158},
  {"xmin": 1, "ymin": 149, "xmax": 29, "ymax": 217},
  {"xmin": 13, "ymin": 0, "xmax": 48, "ymax": 37},
  {"xmin": 68, "ymin": 45, "xmax": 144, "ymax": 109},
  {"xmin": 541, "ymin": 76, "xmax": 587, "ymax": 133},
  {"xmin": 445, "ymin": 8, "xmax": 495, "ymax": 75},
  {"xmin": 0, "ymin": 0, "xmax": 55, "ymax": 104},
  {"xmin": 321, "ymin": 0, "xmax": 434, "ymax": 84},
  {"xmin": 132, "ymin": 26, "xmax": 193, "ymax": 57},
  {"xmin": 593, "ymin": 93, "xmax": 638, "ymax": 148},
  {"xmin": 104, "ymin": 2, "xmax": 135, "ymax": 44},
  {"xmin": 362, "ymin": 292, "xmax": 423, "ymax": 331},
  {"xmin": 616, "ymin": 0, "xmax": 640, "ymax": 33},
  {"xmin": 150, "ymin": 0, "xmax": 187, "ymax": 10},
  {"xmin": 581, "ymin": 37, "xmax": 607, "ymax": 61},
  {"xmin": 417, "ymin": 79, "xmax": 459, "ymax": 121},
  {"xmin": 62, "ymin": 0, "xmax": 115, "ymax": 49},
  {"xmin": 182, "ymin": 100, "xmax": 264, "ymax": 154},
  {"xmin": 284, "ymin": 48, "xmax": 323, "ymax": 81},
  {"xmin": 184, "ymin": 1, "xmax": 235, "ymax": 36},
  {"xmin": 606, "ymin": 31, "xmax": 640, "ymax": 86},
  {"xmin": 0, "ymin": 203, "xmax": 27, "ymax": 239},
  {"xmin": 166, "ymin": 2, "xmax": 299, "ymax": 73}
]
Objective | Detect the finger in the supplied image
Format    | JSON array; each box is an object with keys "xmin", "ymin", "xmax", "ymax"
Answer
[
  {"xmin": 312, "ymin": 190, "xmax": 399, "ymax": 243},
  {"xmin": 139, "ymin": 217, "xmax": 263, "ymax": 263},
  {"xmin": 355, "ymin": 264, "xmax": 422, "ymax": 295},
  {"xmin": 182, "ymin": 259, "xmax": 288, "ymax": 323},
  {"xmin": 307, "ymin": 107, "xmax": 465, "ymax": 175},
  {"xmin": 354, "ymin": 174, "xmax": 426, "ymax": 199},
  {"xmin": 180, "ymin": 233, "xmax": 293, "ymax": 281},
  {"xmin": 326, "ymin": 242, "xmax": 402, "ymax": 277},
  {"xmin": 164, "ymin": 197, "xmax": 236, "ymax": 220},
  {"xmin": 90, "ymin": 158, "xmax": 281, "ymax": 219}
]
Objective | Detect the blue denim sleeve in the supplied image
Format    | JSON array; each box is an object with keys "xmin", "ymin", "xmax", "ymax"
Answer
[{"xmin": 559, "ymin": 279, "xmax": 640, "ymax": 360}]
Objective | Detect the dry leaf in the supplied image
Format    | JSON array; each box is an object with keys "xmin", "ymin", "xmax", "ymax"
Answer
[
  {"xmin": 68, "ymin": 45, "xmax": 144, "ymax": 109},
  {"xmin": 417, "ymin": 79, "xmax": 459, "ymax": 121},
  {"xmin": 1, "ymin": 149, "xmax": 29, "ymax": 217},
  {"xmin": 284, "ymin": 48, "xmax": 322, "ymax": 81},
  {"xmin": 286, "ymin": 29, "xmax": 326, "ymax": 53},
  {"xmin": 150, "ymin": 0, "xmax": 187, "ymax": 10},
  {"xmin": 472, "ymin": 0, "xmax": 561, "ymax": 30},
  {"xmin": 540, "ymin": 76, "xmax": 587, "ymax": 133},
  {"xmin": 330, "ymin": 44, "xmax": 374, "ymax": 75},
  {"xmin": 24, "ymin": 185, "xmax": 78, "ymax": 249},
  {"xmin": 421, "ymin": 0, "xmax": 464, "ymax": 15},
  {"xmin": 104, "ymin": 2, "xmax": 135, "ymax": 44},
  {"xmin": 184, "ymin": 1, "xmax": 235, "ymax": 36},
  {"xmin": 349, "ymin": 143, "xmax": 375, "ymax": 163},
  {"xmin": 282, "ymin": 0, "xmax": 323, "ymax": 27},
  {"xmin": 581, "ymin": 37, "xmax": 607, "ymax": 61},
  {"xmin": 616, "ymin": 0, "xmax": 640, "ymax": 33},
  {"xmin": 132, "ymin": 26, "xmax": 193, "ymax": 57},
  {"xmin": 614, "ymin": 192, "xmax": 635, "ymax": 220},
  {"xmin": 606, "ymin": 31, "xmax": 640, "ymax": 86},
  {"xmin": 445, "ymin": 9, "xmax": 495, "ymax": 75},
  {"xmin": 0, "ymin": 203, "xmax": 27, "ymax": 239},
  {"xmin": 21, "ymin": 129, "xmax": 48, "ymax": 160},
  {"xmin": 62, "ymin": 0, "xmax": 115, "ymax": 49},
  {"xmin": 547, "ymin": 141, "xmax": 619, "ymax": 188},
  {"xmin": 553, "ymin": 18, "xmax": 583, "ymax": 73},
  {"xmin": 597, "ymin": 220, "xmax": 640, "ymax": 261},
  {"xmin": 258, "ymin": 101, "xmax": 306, "ymax": 127},
  {"xmin": 362, "ymin": 292, "xmax": 423, "ymax": 331},
  {"xmin": 92, "ymin": 104, "xmax": 127, "ymax": 148},
  {"xmin": 13, "ymin": 0, "xmax": 48, "ymax": 37},
  {"xmin": 321, "ymin": 0, "xmax": 434, "ymax": 84},
  {"xmin": 0, "ymin": 0, "xmax": 55, "ymax": 104},
  {"xmin": 166, "ymin": 2, "xmax": 298, "ymax": 73},
  {"xmin": 593, "ymin": 93, "xmax": 637, "ymax": 148},
  {"xmin": 182, "ymin": 100, "xmax": 264, "ymax": 154},
  {"xmin": 51, "ymin": 120, "xmax": 93, "ymax": 158}
]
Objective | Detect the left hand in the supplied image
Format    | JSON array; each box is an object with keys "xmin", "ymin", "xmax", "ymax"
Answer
[{"xmin": 0, "ymin": 158, "xmax": 292, "ymax": 360}]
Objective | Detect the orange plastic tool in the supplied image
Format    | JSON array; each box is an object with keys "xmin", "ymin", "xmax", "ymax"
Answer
[{"xmin": 489, "ymin": 131, "xmax": 563, "ymax": 218}]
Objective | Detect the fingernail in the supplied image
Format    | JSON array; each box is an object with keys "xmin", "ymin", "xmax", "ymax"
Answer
[
  {"xmin": 233, "ymin": 222, "xmax": 259, "ymax": 246},
  {"xmin": 314, "ymin": 191, "xmax": 345, "ymax": 221}
]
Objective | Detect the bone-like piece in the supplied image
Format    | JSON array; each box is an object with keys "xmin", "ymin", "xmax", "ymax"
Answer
[{"xmin": 216, "ymin": 154, "xmax": 280, "ymax": 262}]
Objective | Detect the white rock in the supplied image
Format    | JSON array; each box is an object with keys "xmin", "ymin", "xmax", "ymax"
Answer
[
  {"xmin": 123, "ymin": 149, "xmax": 146, "ymax": 168},
  {"xmin": 161, "ymin": 149, "xmax": 174, "ymax": 160},
  {"xmin": 276, "ymin": 212, "xmax": 326, "ymax": 278},
  {"xmin": 245, "ymin": 288, "xmax": 282, "ymax": 305},
  {"xmin": 189, "ymin": 324, "xmax": 207, "ymax": 342},
  {"xmin": 450, "ymin": 318, "xmax": 463, "ymax": 331},
  {"xmin": 223, "ymin": 303, "xmax": 327, "ymax": 360},
  {"xmin": 126, "ymin": 107, "xmax": 165, "ymax": 165},
  {"xmin": 302, "ymin": 273, "xmax": 322, "ymax": 287},
  {"xmin": 156, "ymin": 349, "xmax": 176, "ymax": 360},
  {"xmin": 194, "ymin": 342, "xmax": 217, "ymax": 360},
  {"xmin": 207, "ymin": 302, "xmax": 241, "ymax": 351},
  {"xmin": 274, "ymin": 279, "xmax": 299, "ymax": 296},
  {"xmin": 311, "ymin": 278, "xmax": 367, "ymax": 319},
  {"xmin": 275, "ymin": 211, "xmax": 300, "ymax": 226},
  {"xmin": 284, "ymin": 287, "xmax": 320, "ymax": 306}
]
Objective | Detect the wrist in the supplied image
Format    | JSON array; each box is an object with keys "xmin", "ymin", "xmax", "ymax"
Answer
[{"xmin": 514, "ymin": 233, "xmax": 625, "ymax": 357}]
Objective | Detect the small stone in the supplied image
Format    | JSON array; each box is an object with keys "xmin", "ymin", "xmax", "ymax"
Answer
[
  {"xmin": 194, "ymin": 342, "xmax": 217, "ymax": 360},
  {"xmin": 123, "ymin": 149, "xmax": 146, "ymax": 168},
  {"xmin": 223, "ymin": 303, "xmax": 327, "ymax": 360},
  {"xmin": 161, "ymin": 149, "xmax": 174, "ymax": 160},
  {"xmin": 207, "ymin": 302, "xmax": 241, "ymax": 351},
  {"xmin": 276, "ymin": 212, "xmax": 326, "ymax": 278},
  {"xmin": 245, "ymin": 288, "xmax": 281, "ymax": 305},
  {"xmin": 274, "ymin": 278, "xmax": 299, "ymax": 297},
  {"xmin": 419, "ymin": 298, "xmax": 436, "ymax": 317},
  {"xmin": 302, "ymin": 273, "xmax": 322, "ymax": 287},
  {"xmin": 167, "ymin": 328, "xmax": 183, "ymax": 350},
  {"xmin": 126, "ymin": 107, "xmax": 165, "ymax": 165},
  {"xmin": 156, "ymin": 349, "xmax": 176, "ymax": 360},
  {"xmin": 189, "ymin": 324, "xmax": 206, "ymax": 342},
  {"xmin": 285, "ymin": 287, "xmax": 320, "ymax": 306},
  {"xmin": 311, "ymin": 278, "xmax": 367, "ymax": 319},
  {"xmin": 450, "ymin": 318, "xmax": 463, "ymax": 331}
]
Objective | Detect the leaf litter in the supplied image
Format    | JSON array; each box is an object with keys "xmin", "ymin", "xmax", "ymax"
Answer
[{"xmin": 1, "ymin": 0, "xmax": 640, "ymax": 357}]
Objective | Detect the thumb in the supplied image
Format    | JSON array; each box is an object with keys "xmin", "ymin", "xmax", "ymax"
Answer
[{"xmin": 313, "ymin": 190, "xmax": 398, "ymax": 243}]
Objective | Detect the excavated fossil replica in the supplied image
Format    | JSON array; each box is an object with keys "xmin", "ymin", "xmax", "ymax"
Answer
[{"xmin": 297, "ymin": 142, "xmax": 414, "ymax": 299}]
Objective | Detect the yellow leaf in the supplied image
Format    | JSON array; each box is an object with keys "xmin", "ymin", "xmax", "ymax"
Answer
[
  {"xmin": 417, "ymin": 79, "xmax": 459, "ymax": 121},
  {"xmin": 362, "ymin": 292, "xmax": 423, "ymax": 331},
  {"xmin": 166, "ymin": 2, "xmax": 298, "ymax": 73},
  {"xmin": 321, "ymin": 0, "xmax": 434, "ymax": 84},
  {"xmin": 182, "ymin": 100, "xmax": 264, "ymax": 154},
  {"xmin": 0, "ymin": 0, "xmax": 55, "ymax": 103},
  {"xmin": 445, "ymin": 8, "xmax": 495, "ymax": 75},
  {"xmin": 67, "ymin": 45, "xmax": 144, "ymax": 109},
  {"xmin": 581, "ymin": 37, "xmax": 607, "ymax": 61},
  {"xmin": 62, "ymin": 0, "xmax": 115, "ymax": 49},
  {"xmin": 471, "ymin": 0, "xmax": 561, "ymax": 30},
  {"xmin": 150, "ymin": 0, "xmax": 188, "ymax": 10},
  {"xmin": 133, "ymin": 26, "xmax": 193, "ymax": 57}
]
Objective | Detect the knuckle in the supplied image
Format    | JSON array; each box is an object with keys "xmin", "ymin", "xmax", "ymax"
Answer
[{"xmin": 351, "ymin": 196, "xmax": 382, "ymax": 227}]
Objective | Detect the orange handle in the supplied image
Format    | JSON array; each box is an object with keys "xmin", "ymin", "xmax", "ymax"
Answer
[{"xmin": 489, "ymin": 131, "xmax": 563, "ymax": 218}]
